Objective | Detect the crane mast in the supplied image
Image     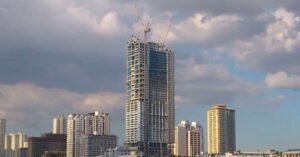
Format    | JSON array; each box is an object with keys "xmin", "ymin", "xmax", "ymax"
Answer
[
  {"xmin": 134, "ymin": 5, "xmax": 151, "ymax": 52},
  {"xmin": 160, "ymin": 16, "xmax": 174, "ymax": 50}
]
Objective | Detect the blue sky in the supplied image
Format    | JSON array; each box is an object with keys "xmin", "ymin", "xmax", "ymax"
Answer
[{"xmin": 0, "ymin": 0, "xmax": 300, "ymax": 151}]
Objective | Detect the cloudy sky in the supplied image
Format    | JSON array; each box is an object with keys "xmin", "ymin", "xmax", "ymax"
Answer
[{"xmin": 1, "ymin": 0, "xmax": 300, "ymax": 151}]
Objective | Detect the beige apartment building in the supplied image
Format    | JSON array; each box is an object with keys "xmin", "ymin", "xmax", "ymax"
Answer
[
  {"xmin": 53, "ymin": 115, "xmax": 66, "ymax": 134},
  {"xmin": 174, "ymin": 121, "xmax": 204, "ymax": 157},
  {"xmin": 207, "ymin": 104, "xmax": 236, "ymax": 154}
]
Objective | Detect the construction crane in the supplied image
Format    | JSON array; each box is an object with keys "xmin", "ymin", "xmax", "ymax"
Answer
[
  {"xmin": 133, "ymin": 5, "xmax": 174, "ymax": 51},
  {"xmin": 134, "ymin": 5, "xmax": 151, "ymax": 47},
  {"xmin": 159, "ymin": 16, "xmax": 174, "ymax": 50}
]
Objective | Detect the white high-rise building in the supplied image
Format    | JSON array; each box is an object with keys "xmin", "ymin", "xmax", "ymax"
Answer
[
  {"xmin": 174, "ymin": 121, "xmax": 204, "ymax": 157},
  {"xmin": 174, "ymin": 121, "xmax": 189, "ymax": 156},
  {"xmin": 0, "ymin": 119, "xmax": 5, "ymax": 157},
  {"xmin": 4, "ymin": 134, "xmax": 11, "ymax": 150},
  {"xmin": 126, "ymin": 36, "xmax": 175, "ymax": 156},
  {"xmin": 53, "ymin": 115, "xmax": 66, "ymax": 134},
  {"xmin": 67, "ymin": 114, "xmax": 84, "ymax": 157},
  {"xmin": 4, "ymin": 132, "xmax": 27, "ymax": 157},
  {"xmin": 66, "ymin": 111, "xmax": 110, "ymax": 157},
  {"xmin": 5, "ymin": 132, "xmax": 27, "ymax": 150}
]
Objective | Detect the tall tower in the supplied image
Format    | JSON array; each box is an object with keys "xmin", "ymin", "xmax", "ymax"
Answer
[
  {"xmin": 0, "ymin": 119, "xmax": 5, "ymax": 157},
  {"xmin": 53, "ymin": 115, "xmax": 66, "ymax": 134},
  {"xmin": 125, "ymin": 36, "xmax": 175, "ymax": 156},
  {"xmin": 207, "ymin": 104, "xmax": 236, "ymax": 154}
]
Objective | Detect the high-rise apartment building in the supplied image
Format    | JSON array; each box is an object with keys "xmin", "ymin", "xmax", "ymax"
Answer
[
  {"xmin": 188, "ymin": 122, "xmax": 204, "ymax": 157},
  {"xmin": 174, "ymin": 121, "xmax": 204, "ymax": 157},
  {"xmin": 207, "ymin": 104, "xmax": 236, "ymax": 154},
  {"xmin": 5, "ymin": 132, "xmax": 28, "ymax": 157},
  {"xmin": 53, "ymin": 115, "xmax": 66, "ymax": 134},
  {"xmin": 0, "ymin": 119, "xmax": 5, "ymax": 157},
  {"xmin": 126, "ymin": 36, "xmax": 175, "ymax": 156},
  {"xmin": 174, "ymin": 121, "xmax": 189, "ymax": 156},
  {"xmin": 66, "ymin": 111, "xmax": 111, "ymax": 157},
  {"xmin": 5, "ymin": 132, "xmax": 28, "ymax": 151}
]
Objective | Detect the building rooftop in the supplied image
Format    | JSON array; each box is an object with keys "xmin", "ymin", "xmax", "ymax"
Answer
[
  {"xmin": 208, "ymin": 104, "xmax": 235, "ymax": 111},
  {"xmin": 283, "ymin": 149, "xmax": 300, "ymax": 153}
]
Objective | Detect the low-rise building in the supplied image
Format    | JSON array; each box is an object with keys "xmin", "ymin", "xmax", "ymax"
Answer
[
  {"xmin": 220, "ymin": 150, "xmax": 280, "ymax": 157},
  {"xmin": 100, "ymin": 146, "xmax": 143, "ymax": 157},
  {"xmin": 282, "ymin": 150, "xmax": 300, "ymax": 157},
  {"xmin": 78, "ymin": 134, "xmax": 117, "ymax": 157},
  {"xmin": 41, "ymin": 151, "xmax": 66, "ymax": 157},
  {"xmin": 27, "ymin": 133, "xmax": 66, "ymax": 157}
]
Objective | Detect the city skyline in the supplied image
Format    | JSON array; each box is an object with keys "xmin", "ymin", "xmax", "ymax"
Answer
[{"xmin": 0, "ymin": 0, "xmax": 300, "ymax": 152}]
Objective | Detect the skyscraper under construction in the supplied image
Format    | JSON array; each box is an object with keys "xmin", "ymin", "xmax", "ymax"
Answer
[{"xmin": 125, "ymin": 36, "xmax": 175, "ymax": 156}]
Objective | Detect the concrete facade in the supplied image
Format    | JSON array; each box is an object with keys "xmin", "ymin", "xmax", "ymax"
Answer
[
  {"xmin": 79, "ymin": 135, "xmax": 117, "ymax": 157},
  {"xmin": 125, "ymin": 36, "xmax": 175, "ymax": 156},
  {"xmin": 207, "ymin": 104, "xmax": 236, "ymax": 154},
  {"xmin": 66, "ymin": 111, "xmax": 110, "ymax": 157},
  {"xmin": 53, "ymin": 115, "xmax": 66, "ymax": 134},
  {"xmin": 0, "ymin": 119, "xmax": 6, "ymax": 157},
  {"xmin": 174, "ymin": 121, "xmax": 204, "ymax": 157}
]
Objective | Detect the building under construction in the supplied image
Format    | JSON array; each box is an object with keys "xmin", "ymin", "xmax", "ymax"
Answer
[{"xmin": 125, "ymin": 36, "xmax": 175, "ymax": 156}]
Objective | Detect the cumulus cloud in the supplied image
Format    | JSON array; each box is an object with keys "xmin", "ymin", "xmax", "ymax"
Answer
[
  {"xmin": 151, "ymin": 13, "xmax": 243, "ymax": 46},
  {"xmin": 0, "ymin": 0, "xmax": 130, "ymax": 93},
  {"xmin": 76, "ymin": 92, "xmax": 124, "ymax": 112},
  {"xmin": 265, "ymin": 8, "xmax": 300, "ymax": 53},
  {"xmin": 144, "ymin": 0, "xmax": 300, "ymax": 17},
  {"xmin": 45, "ymin": 0, "xmax": 130, "ymax": 35},
  {"xmin": 177, "ymin": 58, "xmax": 232, "ymax": 82},
  {"xmin": 175, "ymin": 58, "xmax": 260, "ymax": 106},
  {"xmin": 265, "ymin": 72, "xmax": 300, "ymax": 88},
  {"xmin": 0, "ymin": 83, "xmax": 124, "ymax": 133},
  {"xmin": 66, "ymin": 6, "xmax": 122, "ymax": 35},
  {"xmin": 218, "ymin": 8, "xmax": 300, "ymax": 72}
]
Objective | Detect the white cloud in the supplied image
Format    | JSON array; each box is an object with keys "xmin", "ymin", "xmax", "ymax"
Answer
[
  {"xmin": 265, "ymin": 71, "xmax": 300, "ymax": 88},
  {"xmin": 0, "ymin": 83, "xmax": 124, "ymax": 131},
  {"xmin": 176, "ymin": 58, "xmax": 231, "ymax": 82},
  {"xmin": 175, "ymin": 58, "xmax": 260, "ymax": 106},
  {"xmin": 220, "ymin": 8, "xmax": 300, "ymax": 62},
  {"xmin": 66, "ymin": 6, "xmax": 122, "ymax": 35},
  {"xmin": 264, "ymin": 8, "xmax": 300, "ymax": 53},
  {"xmin": 45, "ymin": 0, "xmax": 124, "ymax": 35},
  {"xmin": 75, "ymin": 92, "xmax": 124, "ymax": 112},
  {"xmin": 159, "ymin": 13, "xmax": 242, "ymax": 44}
]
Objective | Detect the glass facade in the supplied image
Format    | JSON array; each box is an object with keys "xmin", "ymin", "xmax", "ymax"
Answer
[{"xmin": 149, "ymin": 49, "xmax": 168, "ymax": 143}]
